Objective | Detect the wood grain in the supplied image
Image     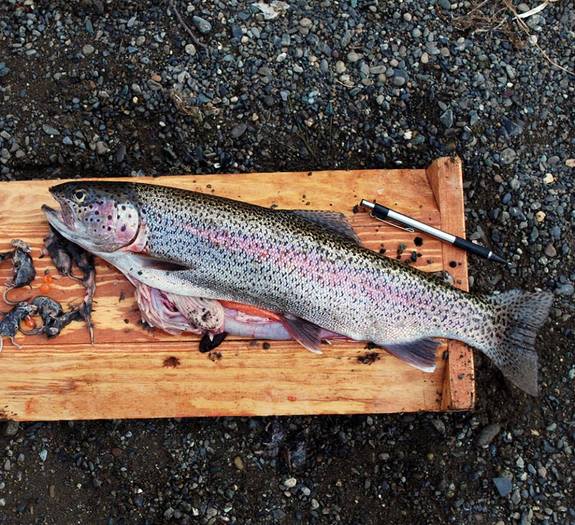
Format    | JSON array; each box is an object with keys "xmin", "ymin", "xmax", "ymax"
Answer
[
  {"xmin": 0, "ymin": 162, "xmax": 473, "ymax": 420},
  {"xmin": 426, "ymin": 157, "xmax": 475, "ymax": 411}
]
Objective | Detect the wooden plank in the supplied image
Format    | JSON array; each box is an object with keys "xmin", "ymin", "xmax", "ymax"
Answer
[
  {"xmin": 0, "ymin": 163, "xmax": 473, "ymax": 420},
  {"xmin": 426, "ymin": 157, "xmax": 475, "ymax": 411}
]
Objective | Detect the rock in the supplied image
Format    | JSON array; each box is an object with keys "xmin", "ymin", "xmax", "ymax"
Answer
[
  {"xmin": 438, "ymin": 0, "xmax": 451, "ymax": 9},
  {"xmin": 284, "ymin": 477, "xmax": 297, "ymax": 488},
  {"xmin": 421, "ymin": 52, "xmax": 429, "ymax": 64},
  {"xmin": 544, "ymin": 243, "xmax": 557, "ymax": 257},
  {"xmin": 299, "ymin": 17, "xmax": 312, "ymax": 28},
  {"xmin": 233, "ymin": 456, "xmax": 244, "ymax": 470},
  {"xmin": 535, "ymin": 211, "xmax": 545, "ymax": 223},
  {"xmin": 565, "ymin": 159, "xmax": 575, "ymax": 168},
  {"xmin": 335, "ymin": 61, "xmax": 346, "ymax": 74},
  {"xmin": 3, "ymin": 420, "xmax": 19, "ymax": 436},
  {"xmin": 500, "ymin": 148, "xmax": 516, "ymax": 165},
  {"xmin": 42, "ymin": 124, "xmax": 60, "ymax": 136},
  {"xmin": 431, "ymin": 419, "xmax": 446, "ymax": 435},
  {"xmin": 392, "ymin": 74, "xmax": 406, "ymax": 87},
  {"xmin": 347, "ymin": 52, "xmax": 362, "ymax": 63},
  {"xmin": 39, "ymin": 449, "xmax": 48, "ymax": 462},
  {"xmin": 556, "ymin": 284, "xmax": 574, "ymax": 296},
  {"xmin": 478, "ymin": 423, "xmax": 501, "ymax": 447},
  {"xmin": 493, "ymin": 477, "xmax": 512, "ymax": 497},
  {"xmin": 231, "ymin": 123, "xmax": 247, "ymax": 138},
  {"xmin": 82, "ymin": 44, "xmax": 95, "ymax": 56},
  {"xmin": 192, "ymin": 16, "xmax": 212, "ymax": 34},
  {"xmin": 440, "ymin": 109, "xmax": 454, "ymax": 128},
  {"xmin": 185, "ymin": 43, "xmax": 196, "ymax": 56},
  {"xmin": 543, "ymin": 173, "xmax": 555, "ymax": 184},
  {"xmin": 95, "ymin": 141, "xmax": 109, "ymax": 155}
]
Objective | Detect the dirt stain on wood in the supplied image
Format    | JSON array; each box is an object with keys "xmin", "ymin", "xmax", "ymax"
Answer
[{"xmin": 163, "ymin": 356, "xmax": 181, "ymax": 368}]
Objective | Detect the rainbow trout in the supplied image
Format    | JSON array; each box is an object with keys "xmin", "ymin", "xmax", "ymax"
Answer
[{"xmin": 42, "ymin": 182, "xmax": 552, "ymax": 395}]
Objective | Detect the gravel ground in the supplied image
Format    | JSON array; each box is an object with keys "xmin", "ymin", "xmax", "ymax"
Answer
[{"xmin": 1, "ymin": 1, "xmax": 574, "ymax": 524}]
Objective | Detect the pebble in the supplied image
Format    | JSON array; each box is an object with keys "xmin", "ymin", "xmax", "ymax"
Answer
[
  {"xmin": 544, "ymin": 243, "xmax": 557, "ymax": 257},
  {"xmin": 347, "ymin": 52, "xmax": 362, "ymax": 63},
  {"xmin": 335, "ymin": 61, "xmax": 346, "ymax": 74},
  {"xmin": 556, "ymin": 284, "xmax": 574, "ymax": 296},
  {"xmin": 39, "ymin": 449, "xmax": 48, "ymax": 462},
  {"xmin": 440, "ymin": 109, "xmax": 454, "ymax": 128},
  {"xmin": 543, "ymin": 173, "xmax": 555, "ymax": 184},
  {"xmin": 284, "ymin": 477, "xmax": 297, "ymax": 488},
  {"xmin": 438, "ymin": 0, "xmax": 451, "ymax": 9},
  {"xmin": 500, "ymin": 148, "xmax": 517, "ymax": 165},
  {"xmin": 233, "ymin": 456, "xmax": 244, "ymax": 470},
  {"xmin": 42, "ymin": 124, "xmax": 60, "ymax": 136},
  {"xmin": 192, "ymin": 16, "xmax": 212, "ymax": 34},
  {"xmin": 493, "ymin": 477, "xmax": 512, "ymax": 497},
  {"xmin": 3, "ymin": 420, "xmax": 19, "ymax": 436},
  {"xmin": 95, "ymin": 141, "xmax": 109, "ymax": 155},
  {"xmin": 392, "ymin": 74, "xmax": 406, "ymax": 87},
  {"xmin": 231, "ymin": 123, "xmax": 247, "ymax": 138},
  {"xmin": 477, "ymin": 423, "xmax": 501, "ymax": 447},
  {"xmin": 185, "ymin": 43, "xmax": 196, "ymax": 56},
  {"xmin": 82, "ymin": 44, "xmax": 95, "ymax": 56}
]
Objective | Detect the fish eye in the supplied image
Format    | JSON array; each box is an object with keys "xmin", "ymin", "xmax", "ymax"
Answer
[{"xmin": 73, "ymin": 189, "xmax": 87, "ymax": 203}]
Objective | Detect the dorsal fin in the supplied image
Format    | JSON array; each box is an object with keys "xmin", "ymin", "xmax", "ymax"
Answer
[{"xmin": 283, "ymin": 210, "xmax": 360, "ymax": 244}]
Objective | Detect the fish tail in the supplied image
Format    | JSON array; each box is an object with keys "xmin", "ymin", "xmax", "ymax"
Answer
[{"xmin": 475, "ymin": 289, "xmax": 553, "ymax": 396}]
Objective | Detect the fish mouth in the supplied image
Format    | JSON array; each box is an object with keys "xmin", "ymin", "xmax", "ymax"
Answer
[{"xmin": 42, "ymin": 204, "xmax": 99, "ymax": 252}]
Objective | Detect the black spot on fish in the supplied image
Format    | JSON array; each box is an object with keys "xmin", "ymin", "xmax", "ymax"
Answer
[
  {"xmin": 121, "ymin": 225, "xmax": 126, "ymax": 232},
  {"xmin": 107, "ymin": 215, "xmax": 112, "ymax": 220},
  {"xmin": 414, "ymin": 236, "xmax": 423, "ymax": 247},
  {"xmin": 449, "ymin": 260, "xmax": 457, "ymax": 268}
]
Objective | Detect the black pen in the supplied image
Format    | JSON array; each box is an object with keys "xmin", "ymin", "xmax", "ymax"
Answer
[{"xmin": 360, "ymin": 200, "xmax": 509, "ymax": 265}]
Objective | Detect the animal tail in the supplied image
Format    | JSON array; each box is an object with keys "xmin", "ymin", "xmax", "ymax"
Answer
[{"xmin": 477, "ymin": 289, "xmax": 553, "ymax": 396}]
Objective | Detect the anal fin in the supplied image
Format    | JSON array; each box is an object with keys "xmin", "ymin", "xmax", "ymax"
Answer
[{"xmin": 383, "ymin": 338, "xmax": 440, "ymax": 372}]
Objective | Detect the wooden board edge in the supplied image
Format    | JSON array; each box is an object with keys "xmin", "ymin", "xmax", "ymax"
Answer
[{"xmin": 426, "ymin": 156, "xmax": 475, "ymax": 411}]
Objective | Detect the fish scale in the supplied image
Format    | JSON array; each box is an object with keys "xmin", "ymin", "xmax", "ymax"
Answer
[{"xmin": 43, "ymin": 181, "xmax": 553, "ymax": 396}]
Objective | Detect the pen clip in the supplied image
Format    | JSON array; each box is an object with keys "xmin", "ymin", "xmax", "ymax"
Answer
[{"xmin": 369, "ymin": 212, "xmax": 415, "ymax": 233}]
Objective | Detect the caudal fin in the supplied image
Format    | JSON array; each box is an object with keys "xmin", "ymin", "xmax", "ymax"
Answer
[{"xmin": 484, "ymin": 290, "xmax": 553, "ymax": 396}]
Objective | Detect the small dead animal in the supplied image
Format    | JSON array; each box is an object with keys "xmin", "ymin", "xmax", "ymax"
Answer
[
  {"xmin": 3, "ymin": 240, "xmax": 36, "ymax": 305},
  {"xmin": 0, "ymin": 301, "xmax": 37, "ymax": 351}
]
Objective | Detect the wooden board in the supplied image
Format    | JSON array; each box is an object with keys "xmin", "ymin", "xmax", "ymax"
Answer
[{"xmin": 0, "ymin": 156, "xmax": 474, "ymax": 421}]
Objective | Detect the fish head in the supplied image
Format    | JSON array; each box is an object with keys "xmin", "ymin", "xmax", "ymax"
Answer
[{"xmin": 48, "ymin": 182, "xmax": 140, "ymax": 251}]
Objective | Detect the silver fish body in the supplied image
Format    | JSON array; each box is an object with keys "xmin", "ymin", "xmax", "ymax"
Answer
[{"xmin": 43, "ymin": 181, "xmax": 553, "ymax": 395}]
